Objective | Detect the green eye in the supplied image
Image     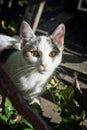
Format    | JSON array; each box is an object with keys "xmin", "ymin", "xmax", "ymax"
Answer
[
  {"xmin": 49, "ymin": 51, "xmax": 57, "ymax": 57},
  {"xmin": 30, "ymin": 51, "xmax": 40, "ymax": 57}
]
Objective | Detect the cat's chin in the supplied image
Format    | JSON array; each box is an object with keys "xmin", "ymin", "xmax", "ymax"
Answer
[
  {"xmin": 38, "ymin": 69, "xmax": 48, "ymax": 74},
  {"xmin": 38, "ymin": 68, "xmax": 53, "ymax": 74}
]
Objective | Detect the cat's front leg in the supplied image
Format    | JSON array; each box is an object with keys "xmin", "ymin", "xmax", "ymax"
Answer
[{"xmin": 30, "ymin": 98, "xmax": 40, "ymax": 105}]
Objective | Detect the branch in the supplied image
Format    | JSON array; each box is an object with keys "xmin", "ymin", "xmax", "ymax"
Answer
[
  {"xmin": 73, "ymin": 72, "xmax": 87, "ymax": 111},
  {"xmin": 0, "ymin": 65, "xmax": 50, "ymax": 130}
]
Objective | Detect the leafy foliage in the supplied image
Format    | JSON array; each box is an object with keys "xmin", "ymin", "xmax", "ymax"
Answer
[
  {"xmin": 0, "ymin": 0, "xmax": 29, "ymax": 35},
  {"xmin": 0, "ymin": 75, "xmax": 86, "ymax": 130},
  {"xmin": 0, "ymin": 74, "xmax": 86, "ymax": 130},
  {"xmin": 0, "ymin": 98, "xmax": 34, "ymax": 130},
  {"xmin": 48, "ymin": 76, "xmax": 86, "ymax": 130}
]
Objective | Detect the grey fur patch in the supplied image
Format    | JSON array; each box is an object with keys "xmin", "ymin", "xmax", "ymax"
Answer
[{"xmin": 0, "ymin": 48, "xmax": 18, "ymax": 64}]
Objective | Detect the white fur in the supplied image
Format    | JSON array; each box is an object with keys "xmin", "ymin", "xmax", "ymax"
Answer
[
  {"xmin": 0, "ymin": 22, "xmax": 65, "ymax": 104},
  {"xmin": 0, "ymin": 35, "xmax": 21, "ymax": 50}
]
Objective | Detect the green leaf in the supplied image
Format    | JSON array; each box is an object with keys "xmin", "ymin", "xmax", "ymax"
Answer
[{"xmin": 60, "ymin": 87, "xmax": 74, "ymax": 104}]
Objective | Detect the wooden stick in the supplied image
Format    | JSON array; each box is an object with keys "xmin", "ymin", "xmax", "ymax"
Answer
[{"xmin": 32, "ymin": 0, "xmax": 46, "ymax": 33}]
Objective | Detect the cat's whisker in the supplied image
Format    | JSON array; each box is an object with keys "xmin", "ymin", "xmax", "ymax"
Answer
[
  {"xmin": 12, "ymin": 70, "xmax": 26, "ymax": 79},
  {"xmin": 15, "ymin": 64, "xmax": 35, "ymax": 72},
  {"xmin": 56, "ymin": 66, "xmax": 67, "ymax": 74},
  {"xmin": 16, "ymin": 65, "xmax": 35, "ymax": 71},
  {"xmin": 55, "ymin": 69, "xmax": 60, "ymax": 73},
  {"xmin": 12, "ymin": 67, "xmax": 35, "ymax": 79}
]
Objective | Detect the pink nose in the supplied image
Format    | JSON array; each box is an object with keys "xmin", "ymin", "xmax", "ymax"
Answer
[{"xmin": 41, "ymin": 64, "xmax": 47, "ymax": 69}]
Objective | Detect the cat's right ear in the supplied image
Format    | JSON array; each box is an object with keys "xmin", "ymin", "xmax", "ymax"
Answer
[{"xmin": 20, "ymin": 21, "xmax": 36, "ymax": 47}]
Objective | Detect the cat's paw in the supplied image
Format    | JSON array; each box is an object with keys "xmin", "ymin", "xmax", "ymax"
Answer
[{"xmin": 30, "ymin": 98, "xmax": 40, "ymax": 105}]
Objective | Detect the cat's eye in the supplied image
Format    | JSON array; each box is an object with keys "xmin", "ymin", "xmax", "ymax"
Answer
[
  {"xmin": 49, "ymin": 51, "xmax": 57, "ymax": 57},
  {"xmin": 30, "ymin": 50, "xmax": 40, "ymax": 57}
]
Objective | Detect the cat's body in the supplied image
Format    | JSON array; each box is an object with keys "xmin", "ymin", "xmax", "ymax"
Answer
[{"xmin": 0, "ymin": 21, "xmax": 65, "ymax": 104}]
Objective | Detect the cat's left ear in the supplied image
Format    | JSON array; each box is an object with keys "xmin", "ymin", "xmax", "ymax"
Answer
[
  {"xmin": 20, "ymin": 21, "xmax": 36, "ymax": 46},
  {"xmin": 51, "ymin": 24, "xmax": 65, "ymax": 48}
]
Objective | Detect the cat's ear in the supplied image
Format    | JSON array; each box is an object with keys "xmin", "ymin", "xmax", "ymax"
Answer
[
  {"xmin": 20, "ymin": 21, "xmax": 36, "ymax": 46},
  {"xmin": 51, "ymin": 24, "xmax": 65, "ymax": 48}
]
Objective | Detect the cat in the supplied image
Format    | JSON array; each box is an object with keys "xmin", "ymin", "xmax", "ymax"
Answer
[{"xmin": 0, "ymin": 21, "xmax": 65, "ymax": 104}]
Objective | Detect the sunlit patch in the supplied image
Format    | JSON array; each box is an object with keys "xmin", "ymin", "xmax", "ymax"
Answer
[
  {"xmin": 13, "ymin": 114, "xmax": 22, "ymax": 123},
  {"xmin": 0, "ymin": 95, "xmax": 2, "ymax": 113},
  {"xmin": 49, "ymin": 77, "xmax": 57, "ymax": 86}
]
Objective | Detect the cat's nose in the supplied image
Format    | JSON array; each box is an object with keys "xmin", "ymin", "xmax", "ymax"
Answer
[{"xmin": 40, "ymin": 64, "xmax": 47, "ymax": 70}]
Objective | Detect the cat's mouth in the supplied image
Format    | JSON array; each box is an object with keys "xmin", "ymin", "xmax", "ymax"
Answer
[{"xmin": 38, "ymin": 68, "xmax": 48, "ymax": 74}]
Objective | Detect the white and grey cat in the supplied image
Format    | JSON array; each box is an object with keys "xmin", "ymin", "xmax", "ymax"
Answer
[{"xmin": 0, "ymin": 21, "xmax": 65, "ymax": 104}]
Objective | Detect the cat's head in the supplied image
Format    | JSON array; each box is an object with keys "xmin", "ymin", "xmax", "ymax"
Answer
[{"xmin": 20, "ymin": 21, "xmax": 65, "ymax": 73}]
